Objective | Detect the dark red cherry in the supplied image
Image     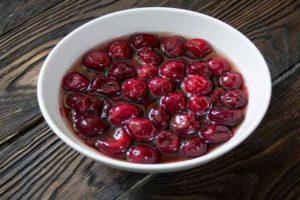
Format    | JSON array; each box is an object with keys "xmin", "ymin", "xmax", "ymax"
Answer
[
  {"xmin": 131, "ymin": 33, "xmax": 158, "ymax": 49},
  {"xmin": 160, "ymin": 60, "xmax": 186, "ymax": 81},
  {"xmin": 180, "ymin": 137, "xmax": 207, "ymax": 158},
  {"xmin": 98, "ymin": 127, "xmax": 132, "ymax": 157},
  {"xmin": 208, "ymin": 57, "xmax": 230, "ymax": 76},
  {"xmin": 170, "ymin": 113, "xmax": 200, "ymax": 137},
  {"xmin": 187, "ymin": 61, "xmax": 211, "ymax": 77},
  {"xmin": 107, "ymin": 61, "xmax": 135, "ymax": 80},
  {"xmin": 220, "ymin": 89, "xmax": 248, "ymax": 108},
  {"xmin": 207, "ymin": 107, "xmax": 244, "ymax": 126},
  {"xmin": 75, "ymin": 114, "xmax": 108, "ymax": 136},
  {"xmin": 66, "ymin": 93, "xmax": 91, "ymax": 113},
  {"xmin": 161, "ymin": 36, "xmax": 186, "ymax": 57},
  {"xmin": 126, "ymin": 145, "xmax": 160, "ymax": 164},
  {"xmin": 122, "ymin": 78, "xmax": 148, "ymax": 100},
  {"xmin": 108, "ymin": 103, "xmax": 140, "ymax": 126},
  {"xmin": 62, "ymin": 72, "xmax": 89, "ymax": 92},
  {"xmin": 148, "ymin": 105, "xmax": 170, "ymax": 129},
  {"xmin": 137, "ymin": 48, "xmax": 162, "ymax": 66},
  {"xmin": 82, "ymin": 50, "xmax": 111, "ymax": 70},
  {"xmin": 209, "ymin": 88, "xmax": 225, "ymax": 105},
  {"xmin": 127, "ymin": 117, "xmax": 156, "ymax": 141},
  {"xmin": 108, "ymin": 40, "xmax": 131, "ymax": 60},
  {"xmin": 182, "ymin": 75, "xmax": 212, "ymax": 95},
  {"xmin": 149, "ymin": 77, "xmax": 174, "ymax": 96},
  {"xmin": 155, "ymin": 131, "xmax": 180, "ymax": 153},
  {"xmin": 219, "ymin": 71, "xmax": 243, "ymax": 89},
  {"xmin": 161, "ymin": 91, "xmax": 187, "ymax": 113},
  {"xmin": 88, "ymin": 100, "xmax": 103, "ymax": 115},
  {"xmin": 188, "ymin": 95, "xmax": 211, "ymax": 115},
  {"xmin": 137, "ymin": 64, "xmax": 158, "ymax": 80},
  {"xmin": 201, "ymin": 124, "xmax": 232, "ymax": 144},
  {"xmin": 185, "ymin": 38, "xmax": 211, "ymax": 58},
  {"xmin": 90, "ymin": 76, "xmax": 121, "ymax": 96}
]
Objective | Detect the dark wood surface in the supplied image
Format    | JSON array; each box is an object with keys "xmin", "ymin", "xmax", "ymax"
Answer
[{"xmin": 0, "ymin": 0, "xmax": 299, "ymax": 199}]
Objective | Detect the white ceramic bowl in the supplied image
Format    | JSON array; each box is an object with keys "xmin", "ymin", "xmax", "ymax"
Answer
[{"xmin": 37, "ymin": 8, "xmax": 271, "ymax": 173}]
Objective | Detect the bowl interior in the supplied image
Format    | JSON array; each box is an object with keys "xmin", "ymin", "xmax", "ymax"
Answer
[{"xmin": 38, "ymin": 8, "xmax": 271, "ymax": 173}]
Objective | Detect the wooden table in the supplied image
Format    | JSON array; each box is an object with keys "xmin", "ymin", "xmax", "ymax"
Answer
[{"xmin": 0, "ymin": 0, "xmax": 299, "ymax": 199}]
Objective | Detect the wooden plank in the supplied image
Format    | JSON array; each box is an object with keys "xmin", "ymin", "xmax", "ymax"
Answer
[{"xmin": 117, "ymin": 68, "xmax": 300, "ymax": 200}]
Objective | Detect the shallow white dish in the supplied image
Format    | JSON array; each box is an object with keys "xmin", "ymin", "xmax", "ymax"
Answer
[{"xmin": 37, "ymin": 7, "xmax": 271, "ymax": 173}]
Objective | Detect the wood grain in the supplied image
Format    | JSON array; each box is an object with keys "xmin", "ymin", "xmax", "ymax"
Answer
[{"xmin": 0, "ymin": 0, "xmax": 299, "ymax": 199}]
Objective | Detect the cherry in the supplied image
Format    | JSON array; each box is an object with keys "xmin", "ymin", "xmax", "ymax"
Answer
[
  {"xmin": 126, "ymin": 145, "xmax": 160, "ymax": 164},
  {"xmin": 188, "ymin": 95, "xmax": 211, "ymax": 115},
  {"xmin": 108, "ymin": 103, "xmax": 140, "ymax": 126},
  {"xmin": 185, "ymin": 38, "xmax": 211, "ymax": 58},
  {"xmin": 148, "ymin": 105, "xmax": 170, "ymax": 129},
  {"xmin": 161, "ymin": 91, "xmax": 187, "ymax": 113},
  {"xmin": 66, "ymin": 93, "xmax": 91, "ymax": 113},
  {"xmin": 131, "ymin": 33, "xmax": 158, "ymax": 49},
  {"xmin": 207, "ymin": 107, "xmax": 244, "ymax": 126},
  {"xmin": 75, "ymin": 114, "xmax": 108, "ymax": 136},
  {"xmin": 108, "ymin": 40, "xmax": 131, "ymax": 60},
  {"xmin": 201, "ymin": 124, "xmax": 232, "ymax": 144},
  {"xmin": 219, "ymin": 71, "xmax": 243, "ymax": 89},
  {"xmin": 98, "ymin": 127, "xmax": 132, "ymax": 157},
  {"xmin": 180, "ymin": 137, "xmax": 207, "ymax": 158},
  {"xmin": 107, "ymin": 61, "xmax": 135, "ymax": 80},
  {"xmin": 161, "ymin": 36, "xmax": 186, "ymax": 57},
  {"xmin": 137, "ymin": 48, "xmax": 162, "ymax": 66},
  {"xmin": 182, "ymin": 75, "xmax": 212, "ymax": 95},
  {"xmin": 187, "ymin": 61, "xmax": 211, "ymax": 77},
  {"xmin": 170, "ymin": 113, "xmax": 200, "ymax": 137},
  {"xmin": 127, "ymin": 117, "xmax": 156, "ymax": 141},
  {"xmin": 208, "ymin": 57, "xmax": 230, "ymax": 76},
  {"xmin": 155, "ymin": 131, "xmax": 180, "ymax": 153},
  {"xmin": 90, "ymin": 76, "xmax": 121, "ymax": 96},
  {"xmin": 220, "ymin": 89, "xmax": 248, "ymax": 108},
  {"xmin": 82, "ymin": 50, "xmax": 111, "ymax": 70},
  {"xmin": 149, "ymin": 77, "xmax": 174, "ymax": 96},
  {"xmin": 62, "ymin": 72, "xmax": 89, "ymax": 92},
  {"xmin": 122, "ymin": 78, "xmax": 148, "ymax": 100},
  {"xmin": 137, "ymin": 64, "xmax": 158, "ymax": 80},
  {"xmin": 160, "ymin": 60, "xmax": 186, "ymax": 81},
  {"xmin": 209, "ymin": 88, "xmax": 224, "ymax": 105}
]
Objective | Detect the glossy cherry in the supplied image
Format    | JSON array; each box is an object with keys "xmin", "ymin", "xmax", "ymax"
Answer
[
  {"xmin": 161, "ymin": 36, "xmax": 186, "ymax": 57},
  {"xmin": 108, "ymin": 40, "xmax": 132, "ymax": 60},
  {"xmin": 149, "ymin": 77, "xmax": 174, "ymax": 96},
  {"xmin": 126, "ymin": 145, "xmax": 160, "ymax": 164},
  {"xmin": 160, "ymin": 60, "xmax": 186, "ymax": 81},
  {"xmin": 187, "ymin": 61, "xmax": 211, "ymax": 77},
  {"xmin": 127, "ymin": 117, "xmax": 156, "ymax": 141},
  {"xmin": 155, "ymin": 131, "xmax": 180, "ymax": 153},
  {"xmin": 207, "ymin": 107, "xmax": 244, "ymax": 126},
  {"xmin": 131, "ymin": 33, "xmax": 159, "ymax": 49},
  {"xmin": 108, "ymin": 103, "xmax": 140, "ymax": 126},
  {"xmin": 201, "ymin": 124, "xmax": 232, "ymax": 144},
  {"xmin": 148, "ymin": 105, "xmax": 170, "ymax": 129},
  {"xmin": 82, "ymin": 50, "xmax": 111, "ymax": 70},
  {"xmin": 90, "ymin": 76, "xmax": 121, "ymax": 96},
  {"xmin": 219, "ymin": 71, "xmax": 243, "ymax": 89},
  {"xmin": 208, "ymin": 57, "xmax": 230, "ymax": 76},
  {"xmin": 185, "ymin": 38, "xmax": 211, "ymax": 58},
  {"xmin": 180, "ymin": 137, "xmax": 207, "ymax": 158},
  {"xmin": 66, "ymin": 93, "xmax": 91, "ymax": 113},
  {"xmin": 98, "ymin": 127, "xmax": 132, "ymax": 157},
  {"xmin": 62, "ymin": 72, "xmax": 90, "ymax": 92},
  {"xmin": 170, "ymin": 113, "xmax": 200, "ymax": 137},
  {"xmin": 137, "ymin": 64, "xmax": 158, "ymax": 80},
  {"xmin": 220, "ymin": 89, "xmax": 248, "ymax": 108},
  {"xmin": 209, "ymin": 88, "xmax": 225, "ymax": 105},
  {"xmin": 188, "ymin": 95, "xmax": 211, "ymax": 115},
  {"xmin": 75, "ymin": 114, "xmax": 108, "ymax": 136},
  {"xmin": 182, "ymin": 75, "xmax": 212, "ymax": 95},
  {"xmin": 161, "ymin": 91, "xmax": 187, "ymax": 113},
  {"xmin": 137, "ymin": 48, "xmax": 162, "ymax": 66},
  {"xmin": 107, "ymin": 61, "xmax": 135, "ymax": 80},
  {"xmin": 122, "ymin": 78, "xmax": 148, "ymax": 100}
]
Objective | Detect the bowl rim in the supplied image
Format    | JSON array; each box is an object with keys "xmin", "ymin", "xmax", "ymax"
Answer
[{"xmin": 37, "ymin": 7, "xmax": 272, "ymax": 173}]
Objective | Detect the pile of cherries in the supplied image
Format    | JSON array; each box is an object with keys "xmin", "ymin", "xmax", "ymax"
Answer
[{"xmin": 62, "ymin": 33, "xmax": 248, "ymax": 164}]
